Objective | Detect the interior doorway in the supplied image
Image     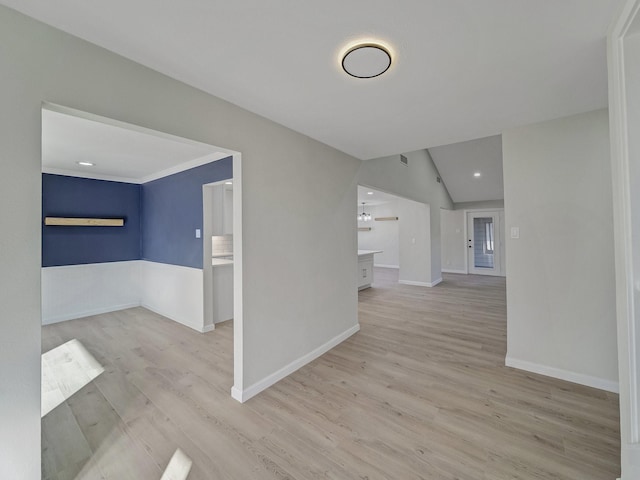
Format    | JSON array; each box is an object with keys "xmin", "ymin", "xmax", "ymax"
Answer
[
  {"xmin": 40, "ymin": 103, "xmax": 244, "ymax": 477},
  {"xmin": 203, "ymin": 180, "xmax": 235, "ymax": 332},
  {"xmin": 357, "ymin": 185, "xmax": 439, "ymax": 288}
]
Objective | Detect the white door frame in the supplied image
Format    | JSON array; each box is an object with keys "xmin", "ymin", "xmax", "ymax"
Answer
[
  {"xmin": 609, "ymin": 1, "xmax": 640, "ymax": 477},
  {"xmin": 40, "ymin": 103, "xmax": 246, "ymax": 404},
  {"xmin": 463, "ymin": 208, "xmax": 505, "ymax": 276}
]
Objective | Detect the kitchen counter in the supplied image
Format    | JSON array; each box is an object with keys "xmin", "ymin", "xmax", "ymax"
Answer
[
  {"xmin": 212, "ymin": 252, "xmax": 234, "ymax": 258},
  {"xmin": 357, "ymin": 250, "xmax": 382, "ymax": 290},
  {"xmin": 212, "ymin": 258, "xmax": 233, "ymax": 266},
  {"xmin": 358, "ymin": 249, "xmax": 383, "ymax": 257}
]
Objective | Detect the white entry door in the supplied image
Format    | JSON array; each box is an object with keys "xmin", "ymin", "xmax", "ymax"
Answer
[{"xmin": 467, "ymin": 211, "xmax": 501, "ymax": 276}]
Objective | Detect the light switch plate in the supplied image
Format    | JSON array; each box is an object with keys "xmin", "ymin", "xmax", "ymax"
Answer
[
  {"xmin": 510, "ymin": 227, "xmax": 520, "ymax": 239},
  {"xmin": 195, "ymin": 229, "xmax": 201, "ymax": 238}
]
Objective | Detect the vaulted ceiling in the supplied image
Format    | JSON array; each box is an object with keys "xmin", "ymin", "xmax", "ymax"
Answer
[
  {"xmin": 1, "ymin": 0, "xmax": 622, "ymax": 162},
  {"xmin": 429, "ymin": 135, "xmax": 504, "ymax": 203}
]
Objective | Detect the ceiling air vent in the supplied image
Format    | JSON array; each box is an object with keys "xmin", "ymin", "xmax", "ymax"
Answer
[{"xmin": 400, "ymin": 154, "xmax": 408, "ymax": 166}]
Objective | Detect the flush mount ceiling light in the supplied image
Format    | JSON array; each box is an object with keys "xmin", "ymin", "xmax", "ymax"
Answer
[
  {"xmin": 367, "ymin": 191, "xmax": 374, "ymax": 195},
  {"xmin": 342, "ymin": 43, "xmax": 392, "ymax": 79},
  {"xmin": 358, "ymin": 202, "xmax": 372, "ymax": 221},
  {"xmin": 77, "ymin": 161, "xmax": 94, "ymax": 167},
  {"xmin": 474, "ymin": 172, "xmax": 481, "ymax": 177}
]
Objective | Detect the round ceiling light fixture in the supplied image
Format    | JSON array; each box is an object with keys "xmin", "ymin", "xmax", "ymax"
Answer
[{"xmin": 342, "ymin": 43, "xmax": 392, "ymax": 79}]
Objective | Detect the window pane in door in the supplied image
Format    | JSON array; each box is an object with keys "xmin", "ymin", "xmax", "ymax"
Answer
[{"xmin": 473, "ymin": 217, "xmax": 495, "ymax": 269}]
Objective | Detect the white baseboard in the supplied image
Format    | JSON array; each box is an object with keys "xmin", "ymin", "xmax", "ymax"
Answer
[
  {"xmin": 505, "ymin": 356, "xmax": 619, "ymax": 393},
  {"xmin": 374, "ymin": 264, "xmax": 399, "ymax": 269},
  {"xmin": 442, "ymin": 268, "xmax": 467, "ymax": 274},
  {"xmin": 42, "ymin": 302, "xmax": 141, "ymax": 325},
  {"xmin": 399, "ymin": 278, "xmax": 442, "ymax": 288},
  {"xmin": 201, "ymin": 324, "xmax": 216, "ymax": 333},
  {"xmin": 231, "ymin": 323, "xmax": 361, "ymax": 403},
  {"xmin": 141, "ymin": 303, "xmax": 203, "ymax": 333},
  {"xmin": 399, "ymin": 280, "xmax": 429, "ymax": 287},
  {"xmin": 231, "ymin": 386, "xmax": 244, "ymax": 403}
]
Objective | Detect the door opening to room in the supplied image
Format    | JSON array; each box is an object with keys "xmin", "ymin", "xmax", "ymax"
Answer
[
  {"xmin": 357, "ymin": 185, "xmax": 434, "ymax": 289},
  {"xmin": 40, "ymin": 103, "xmax": 243, "ymax": 478},
  {"xmin": 203, "ymin": 180, "xmax": 235, "ymax": 331},
  {"xmin": 357, "ymin": 185, "xmax": 400, "ymax": 289}
]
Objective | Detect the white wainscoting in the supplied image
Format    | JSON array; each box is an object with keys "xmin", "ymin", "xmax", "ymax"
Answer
[
  {"xmin": 42, "ymin": 260, "xmax": 205, "ymax": 332},
  {"xmin": 139, "ymin": 261, "xmax": 204, "ymax": 332},
  {"xmin": 42, "ymin": 261, "xmax": 142, "ymax": 325}
]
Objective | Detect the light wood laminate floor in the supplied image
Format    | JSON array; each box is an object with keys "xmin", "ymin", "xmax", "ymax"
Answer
[{"xmin": 42, "ymin": 269, "xmax": 620, "ymax": 479}]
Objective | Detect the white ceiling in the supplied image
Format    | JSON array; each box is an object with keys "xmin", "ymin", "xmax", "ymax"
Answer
[
  {"xmin": 357, "ymin": 185, "xmax": 401, "ymax": 207},
  {"xmin": 42, "ymin": 108, "xmax": 228, "ymax": 183},
  {"xmin": 2, "ymin": 0, "xmax": 621, "ymax": 160},
  {"xmin": 429, "ymin": 135, "xmax": 503, "ymax": 203}
]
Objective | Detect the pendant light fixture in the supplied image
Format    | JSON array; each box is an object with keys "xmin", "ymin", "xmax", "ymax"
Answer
[{"xmin": 358, "ymin": 202, "xmax": 372, "ymax": 222}]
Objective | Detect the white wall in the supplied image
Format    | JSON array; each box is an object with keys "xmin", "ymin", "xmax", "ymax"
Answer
[
  {"xmin": 0, "ymin": 6, "xmax": 361, "ymax": 477},
  {"xmin": 42, "ymin": 261, "xmax": 141, "ymax": 324},
  {"xmin": 503, "ymin": 109, "xmax": 618, "ymax": 392},
  {"xmin": 398, "ymin": 199, "xmax": 435, "ymax": 286},
  {"xmin": 440, "ymin": 209, "xmax": 466, "ymax": 273},
  {"xmin": 357, "ymin": 202, "xmax": 399, "ymax": 268},
  {"xmin": 358, "ymin": 149, "xmax": 453, "ymax": 283}
]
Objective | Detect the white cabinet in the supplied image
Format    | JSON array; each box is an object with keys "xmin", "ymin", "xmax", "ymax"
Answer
[
  {"xmin": 212, "ymin": 263, "xmax": 233, "ymax": 323},
  {"xmin": 212, "ymin": 183, "xmax": 233, "ymax": 236},
  {"xmin": 358, "ymin": 257, "xmax": 374, "ymax": 290},
  {"xmin": 357, "ymin": 250, "xmax": 382, "ymax": 290}
]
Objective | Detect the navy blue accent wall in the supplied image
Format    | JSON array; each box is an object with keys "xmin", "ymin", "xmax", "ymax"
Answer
[
  {"xmin": 42, "ymin": 174, "xmax": 142, "ymax": 267},
  {"xmin": 141, "ymin": 157, "xmax": 232, "ymax": 269}
]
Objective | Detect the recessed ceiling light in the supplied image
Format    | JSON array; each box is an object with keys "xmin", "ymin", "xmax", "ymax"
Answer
[
  {"xmin": 225, "ymin": 181, "xmax": 233, "ymax": 185},
  {"xmin": 367, "ymin": 191, "xmax": 374, "ymax": 195},
  {"xmin": 77, "ymin": 161, "xmax": 94, "ymax": 167},
  {"xmin": 474, "ymin": 172, "xmax": 481, "ymax": 177},
  {"xmin": 342, "ymin": 43, "xmax": 392, "ymax": 79}
]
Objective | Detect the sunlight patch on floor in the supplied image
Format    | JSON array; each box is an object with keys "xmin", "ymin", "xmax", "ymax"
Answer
[
  {"xmin": 161, "ymin": 448, "xmax": 193, "ymax": 480},
  {"xmin": 41, "ymin": 338, "xmax": 104, "ymax": 417}
]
